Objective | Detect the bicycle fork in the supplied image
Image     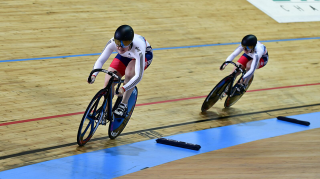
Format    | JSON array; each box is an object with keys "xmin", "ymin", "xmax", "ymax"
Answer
[{"xmin": 220, "ymin": 74, "xmax": 236, "ymax": 100}]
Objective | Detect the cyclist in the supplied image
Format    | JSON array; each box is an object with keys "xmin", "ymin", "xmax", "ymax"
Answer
[
  {"xmin": 88, "ymin": 25, "xmax": 153, "ymax": 117},
  {"xmin": 220, "ymin": 34, "xmax": 268, "ymax": 95}
]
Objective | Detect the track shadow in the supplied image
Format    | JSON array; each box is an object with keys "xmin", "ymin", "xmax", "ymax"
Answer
[
  {"xmin": 200, "ymin": 106, "xmax": 243, "ymax": 117},
  {"xmin": 220, "ymin": 107, "xmax": 243, "ymax": 115}
]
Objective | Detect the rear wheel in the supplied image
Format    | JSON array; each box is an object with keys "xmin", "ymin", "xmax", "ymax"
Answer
[
  {"xmin": 224, "ymin": 76, "xmax": 254, "ymax": 108},
  {"xmin": 108, "ymin": 87, "xmax": 138, "ymax": 139},
  {"xmin": 77, "ymin": 89, "xmax": 108, "ymax": 146},
  {"xmin": 201, "ymin": 76, "xmax": 233, "ymax": 112}
]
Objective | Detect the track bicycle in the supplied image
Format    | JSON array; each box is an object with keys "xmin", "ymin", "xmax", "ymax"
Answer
[
  {"xmin": 201, "ymin": 61, "xmax": 253, "ymax": 112},
  {"xmin": 77, "ymin": 69, "xmax": 138, "ymax": 146}
]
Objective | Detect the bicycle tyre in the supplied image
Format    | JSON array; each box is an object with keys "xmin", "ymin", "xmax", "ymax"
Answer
[
  {"xmin": 224, "ymin": 75, "xmax": 254, "ymax": 108},
  {"xmin": 201, "ymin": 76, "xmax": 233, "ymax": 112},
  {"xmin": 77, "ymin": 89, "xmax": 107, "ymax": 146},
  {"xmin": 108, "ymin": 87, "xmax": 138, "ymax": 139}
]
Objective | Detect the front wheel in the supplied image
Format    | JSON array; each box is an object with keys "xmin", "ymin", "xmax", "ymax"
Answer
[
  {"xmin": 108, "ymin": 87, "xmax": 138, "ymax": 139},
  {"xmin": 77, "ymin": 89, "xmax": 108, "ymax": 146},
  {"xmin": 201, "ymin": 76, "xmax": 233, "ymax": 112},
  {"xmin": 224, "ymin": 76, "xmax": 254, "ymax": 108}
]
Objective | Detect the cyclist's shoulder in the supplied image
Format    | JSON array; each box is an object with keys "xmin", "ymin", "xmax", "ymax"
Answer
[
  {"xmin": 133, "ymin": 34, "xmax": 148, "ymax": 43},
  {"xmin": 255, "ymin": 41, "xmax": 266, "ymax": 50},
  {"xmin": 256, "ymin": 41, "xmax": 266, "ymax": 47},
  {"xmin": 131, "ymin": 34, "xmax": 147, "ymax": 52}
]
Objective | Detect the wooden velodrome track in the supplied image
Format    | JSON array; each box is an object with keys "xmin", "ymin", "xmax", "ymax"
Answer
[{"xmin": 1, "ymin": 0, "xmax": 320, "ymax": 178}]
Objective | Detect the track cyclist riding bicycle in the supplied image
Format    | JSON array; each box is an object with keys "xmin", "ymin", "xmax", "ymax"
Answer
[
  {"xmin": 220, "ymin": 34, "xmax": 269, "ymax": 95},
  {"xmin": 88, "ymin": 25, "xmax": 153, "ymax": 117}
]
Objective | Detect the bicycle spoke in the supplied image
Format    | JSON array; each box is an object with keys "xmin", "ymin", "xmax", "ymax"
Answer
[
  {"xmin": 91, "ymin": 98, "xmax": 101, "ymax": 115},
  {"xmin": 201, "ymin": 76, "xmax": 232, "ymax": 112},
  {"xmin": 77, "ymin": 88, "xmax": 108, "ymax": 146},
  {"xmin": 86, "ymin": 114, "xmax": 95, "ymax": 121},
  {"xmin": 81, "ymin": 119, "xmax": 93, "ymax": 138}
]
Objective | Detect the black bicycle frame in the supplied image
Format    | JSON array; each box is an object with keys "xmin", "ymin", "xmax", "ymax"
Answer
[
  {"xmin": 221, "ymin": 61, "xmax": 246, "ymax": 97},
  {"xmin": 88, "ymin": 69, "xmax": 122, "ymax": 122}
]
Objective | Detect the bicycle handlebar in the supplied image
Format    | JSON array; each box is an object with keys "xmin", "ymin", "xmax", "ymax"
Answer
[
  {"xmin": 88, "ymin": 69, "xmax": 120, "ymax": 83},
  {"xmin": 220, "ymin": 61, "xmax": 244, "ymax": 74},
  {"xmin": 88, "ymin": 69, "xmax": 122, "ymax": 94}
]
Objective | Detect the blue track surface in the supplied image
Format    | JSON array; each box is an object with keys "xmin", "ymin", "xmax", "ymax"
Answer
[
  {"xmin": 1, "ymin": 37, "xmax": 320, "ymax": 63},
  {"xmin": 1, "ymin": 112, "xmax": 319, "ymax": 179}
]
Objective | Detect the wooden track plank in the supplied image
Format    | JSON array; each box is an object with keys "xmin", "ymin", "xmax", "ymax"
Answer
[
  {"xmin": 117, "ymin": 129, "xmax": 320, "ymax": 179},
  {"xmin": 0, "ymin": 0, "xmax": 320, "ymax": 175}
]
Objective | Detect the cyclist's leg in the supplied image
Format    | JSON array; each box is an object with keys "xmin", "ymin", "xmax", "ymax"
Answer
[
  {"xmin": 101, "ymin": 66, "xmax": 122, "ymax": 117},
  {"xmin": 230, "ymin": 54, "xmax": 250, "ymax": 86},
  {"xmin": 105, "ymin": 54, "xmax": 131, "ymax": 95},
  {"xmin": 238, "ymin": 53, "xmax": 251, "ymax": 70},
  {"xmin": 230, "ymin": 54, "xmax": 249, "ymax": 76},
  {"xmin": 243, "ymin": 60, "xmax": 254, "ymax": 85},
  {"xmin": 104, "ymin": 67, "xmax": 122, "ymax": 94},
  {"xmin": 243, "ymin": 53, "xmax": 268, "ymax": 85},
  {"xmin": 121, "ymin": 51, "xmax": 153, "ymax": 104},
  {"xmin": 121, "ymin": 60, "xmax": 136, "ymax": 104},
  {"xmin": 228, "ymin": 54, "xmax": 251, "ymax": 96}
]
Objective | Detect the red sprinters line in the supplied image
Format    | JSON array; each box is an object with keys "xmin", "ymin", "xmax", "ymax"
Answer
[
  {"xmin": 0, "ymin": 112, "xmax": 84, "ymax": 127},
  {"xmin": 247, "ymin": 83, "xmax": 320, "ymax": 92},
  {"xmin": 136, "ymin": 82, "xmax": 320, "ymax": 105},
  {"xmin": 136, "ymin": 96, "xmax": 207, "ymax": 106},
  {"xmin": 1, "ymin": 82, "xmax": 319, "ymax": 127}
]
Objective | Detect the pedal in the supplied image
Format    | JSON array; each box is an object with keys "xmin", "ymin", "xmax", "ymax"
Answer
[
  {"xmin": 230, "ymin": 84, "xmax": 239, "ymax": 97},
  {"xmin": 95, "ymin": 112, "xmax": 107, "ymax": 125},
  {"xmin": 221, "ymin": 84, "xmax": 230, "ymax": 99},
  {"xmin": 100, "ymin": 118, "xmax": 107, "ymax": 125},
  {"xmin": 219, "ymin": 92, "xmax": 226, "ymax": 100},
  {"xmin": 101, "ymin": 112, "xmax": 109, "ymax": 125},
  {"xmin": 95, "ymin": 119, "xmax": 107, "ymax": 125}
]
